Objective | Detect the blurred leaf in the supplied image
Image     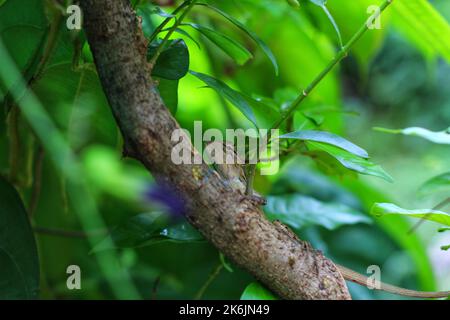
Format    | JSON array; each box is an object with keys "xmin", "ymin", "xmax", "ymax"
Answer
[
  {"xmin": 441, "ymin": 244, "xmax": 450, "ymax": 251},
  {"xmin": 375, "ymin": 127, "xmax": 450, "ymax": 144},
  {"xmin": 185, "ymin": 23, "xmax": 253, "ymax": 65},
  {"xmin": 0, "ymin": 177, "xmax": 39, "ymax": 299},
  {"xmin": 287, "ymin": 0, "xmax": 301, "ymax": 8},
  {"xmin": 279, "ymin": 130, "xmax": 369, "ymax": 158},
  {"xmin": 419, "ymin": 172, "xmax": 450, "ymax": 194},
  {"xmin": 307, "ymin": 141, "xmax": 393, "ymax": 182},
  {"xmin": 240, "ymin": 282, "xmax": 278, "ymax": 300},
  {"xmin": 371, "ymin": 203, "xmax": 450, "ymax": 227},
  {"xmin": 197, "ymin": 3, "xmax": 279, "ymax": 75},
  {"xmin": 148, "ymin": 39, "xmax": 190, "ymax": 80},
  {"xmin": 264, "ymin": 194, "xmax": 371, "ymax": 231},
  {"xmin": 309, "ymin": 0, "xmax": 343, "ymax": 47},
  {"xmin": 392, "ymin": 0, "xmax": 450, "ymax": 63},
  {"xmin": 0, "ymin": 0, "xmax": 47, "ymax": 95},
  {"xmin": 190, "ymin": 71, "xmax": 257, "ymax": 126},
  {"xmin": 156, "ymin": 77, "xmax": 179, "ymax": 115},
  {"xmin": 94, "ymin": 213, "xmax": 204, "ymax": 251},
  {"xmin": 438, "ymin": 228, "xmax": 450, "ymax": 233}
]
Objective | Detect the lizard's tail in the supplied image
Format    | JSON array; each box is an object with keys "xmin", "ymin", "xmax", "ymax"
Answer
[{"xmin": 337, "ymin": 265, "xmax": 450, "ymax": 299}]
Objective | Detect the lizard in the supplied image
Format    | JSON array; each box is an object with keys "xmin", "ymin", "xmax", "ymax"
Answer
[{"xmin": 205, "ymin": 141, "xmax": 450, "ymax": 299}]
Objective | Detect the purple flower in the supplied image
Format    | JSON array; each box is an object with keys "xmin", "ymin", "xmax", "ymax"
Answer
[{"xmin": 143, "ymin": 183, "xmax": 186, "ymax": 218}]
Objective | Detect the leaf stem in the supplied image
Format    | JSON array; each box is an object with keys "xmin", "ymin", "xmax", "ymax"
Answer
[
  {"xmin": 194, "ymin": 263, "xmax": 223, "ymax": 300},
  {"xmin": 270, "ymin": 0, "xmax": 393, "ymax": 132},
  {"xmin": 148, "ymin": 0, "xmax": 191, "ymax": 43},
  {"xmin": 149, "ymin": 0, "xmax": 197, "ymax": 69}
]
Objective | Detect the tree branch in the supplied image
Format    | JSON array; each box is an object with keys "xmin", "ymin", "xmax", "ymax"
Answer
[{"xmin": 80, "ymin": 0, "xmax": 350, "ymax": 300}]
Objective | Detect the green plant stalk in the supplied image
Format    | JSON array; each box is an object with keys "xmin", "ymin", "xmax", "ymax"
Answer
[
  {"xmin": 0, "ymin": 38, "xmax": 141, "ymax": 300},
  {"xmin": 148, "ymin": 0, "xmax": 191, "ymax": 43},
  {"xmin": 271, "ymin": 0, "xmax": 394, "ymax": 131},
  {"xmin": 149, "ymin": 0, "xmax": 197, "ymax": 68},
  {"xmin": 194, "ymin": 263, "xmax": 223, "ymax": 300}
]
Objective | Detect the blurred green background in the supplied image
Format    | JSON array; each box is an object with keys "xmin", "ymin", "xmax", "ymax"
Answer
[{"xmin": 0, "ymin": 0, "xmax": 449, "ymax": 300}]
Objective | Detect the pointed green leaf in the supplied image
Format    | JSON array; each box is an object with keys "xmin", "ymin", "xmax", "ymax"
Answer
[
  {"xmin": 156, "ymin": 77, "xmax": 179, "ymax": 115},
  {"xmin": 190, "ymin": 71, "xmax": 258, "ymax": 126},
  {"xmin": 375, "ymin": 127, "xmax": 450, "ymax": 145},
  {"xmin": 264, "ymin": 194, "xmax": 371, "ymax": 231},
  {"xmin": 148, "ymin": 39, "xmax": 190, "ymax": 80},
  {"xmin": 309, "ymin": 0, "xmax": 343, "ymax": 47},
  {"xmin": 0, "ymin": 177, "xmax": 40, "ymax": 299},
  {"xmin": 196, "ymin": 3, "xmax": 279, "ymax": 75},
  {"xmin": 279, "ymin": 130, "xmax": 369, "ymax": 158},
  {"xmin": 185, "ymin": 23, "xmax": 253, "ymax": 65},
  {"xmin": 94, "ymin": 213, "xmax": 203, "ymax": 251},
  {"xmin": 307, "ymin": 141, "xmax": 393, "ymax": 182},
  {"xmin": 241, "ymin": 282, "xmax": 278, "ymax": 300},
  {"xmin": 371, "ymin": 203, "xmax": 450, "ymax": 227},
  {"xmin": 419, "ymin": 172, "xmax": 450, "ymax": 194}
]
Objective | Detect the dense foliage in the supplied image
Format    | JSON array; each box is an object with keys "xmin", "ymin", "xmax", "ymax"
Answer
[{"xmin": 0, "ymin": 0, "xmax": 449, "ymax": 299}]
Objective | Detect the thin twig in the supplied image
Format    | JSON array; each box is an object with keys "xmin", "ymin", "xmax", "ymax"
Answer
[
  {"xmin": 408, "ymin": 197, "xmax": 450, "ymax": 234},
  {"xmin": 149, "ymin": 0, "xmax": 197, "ymax": 68},
  {"xmin": 269, "ymin": 0, "xmax": 394, "ymax": 134},
  {"xmin": 194, "ymin": 263, "xmax": 223, "ymax": 300},
  {"xmin": 148, "ymin": 0, "xmax": 191, "ymax": 43},
  {"xmin": 28, "ymin": 147, "xmax": 45, "ymax": 218}
]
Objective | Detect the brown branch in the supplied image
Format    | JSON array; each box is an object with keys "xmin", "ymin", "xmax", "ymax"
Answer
[{"xmin": 80, "ymin": 0, "xmax": 350, "ymax": 300}]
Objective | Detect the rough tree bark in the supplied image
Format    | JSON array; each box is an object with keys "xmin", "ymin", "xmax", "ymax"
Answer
[{"xmin": 80, "ymin": 0, "xmax": 351, "ymax": 300}]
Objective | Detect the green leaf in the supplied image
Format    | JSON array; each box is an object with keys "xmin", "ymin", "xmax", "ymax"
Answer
[
  {"xmin": 94, "ymin": 213, "xmax": 203, "ymax": 251},
  {"xmin": 438, "ymin": 228, "xmax": 450, "ymax": 233},
  {"xmin": 196, "ymin": 3, "xmax": 279, "ymax": 75},
  {"xmin": 374, "ymin": 127, "xmax": 450, "ymax": 144},
  {"xmin": 185, "ymin": 23, "xmax": 253, "ymax": 65},
  {"xmin": 264, "ymin": 194, "xmax": 371, "ymax": 231},
  {"xmin": 0, "ymin": 0, "xmax": 47, "ymax": 96},
  {"xmin": 371, "ymin": 203, "xmax": 450, "ymax": 227},
  {"xmin": 190, "ymin": 71, "xmax": 258, "ymax": 126},
  {"xmin": 0, "ymin": 177, "xmax": 40, "ymax": 299},
  {"xmin": 307, "ymin": 141, "xmax": 393, "ymax": 182},
  {"xmin": 309, "ymin": 0, "xmax": 343, "ymax": 47},
  {"xmin": 279, "ymin": 130, "xmax": 369, "ymax": 158},
  {"xmin": 156, "ymin": 77, "xmax": 179, "ymax": 115},
  {"xmin": 419, "ymin": 172, "xmax": 450, "ymax": 194},
  {"xmin": 148, "ymin": 39, "xmax": 190, "ymax": 80},
  {"xmin": 392, "ymin": 0, "xmax": 450, "ymax": 63},
  {"xmin": 441, "ymin": 244, "xmax": 450, "ymax": 251},
  {"xmin": 240, "ymin": 282, "xmax": 278, "ymax": 300}
]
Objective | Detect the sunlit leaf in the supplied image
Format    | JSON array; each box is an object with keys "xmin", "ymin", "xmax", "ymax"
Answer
[
  {"xmin": 279, "ymin": 130, "xmax": 369, "ymax": 158},
  {"xmin": 307, "ymin": 141, "xmax": 393, "ymax": 182},
  {"xmin": 265, "ymin": 194, "xmax": 371, "ymax": 231},
  {"xmin": 392, "ymin": 0, "xmax": 450, "ymax": 63},
  {"xmin": 240, "ymin": 282, "xmax": 278, "ymax": 300},
  {"xmin": 190, "ymin": 71, "xmax": 258, "ymax": 126},
  {"xmin": 148, "ymin": 39, "xmax": 190, "ymax": 80},
  {"xmin": 419, "ymin": 172, "xmax": 450, "ymax": 194},
  {"xmin": 371, "ymin": 203, "xmax": 450, "ymax": 227},
  {"xmin": 184, "ymin": 23, "xmax": 253, "ymax": 65},
  {"xmin": 196, "ymin": 3, "xmax": 279, "ymax": 75},
  {"xmin": 374, "ymin": 127, "xmax": 450, "ymax": 144},
  {"xmin": 0, "ymin": 177, "xmax": 39, "ymax": 299}
]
